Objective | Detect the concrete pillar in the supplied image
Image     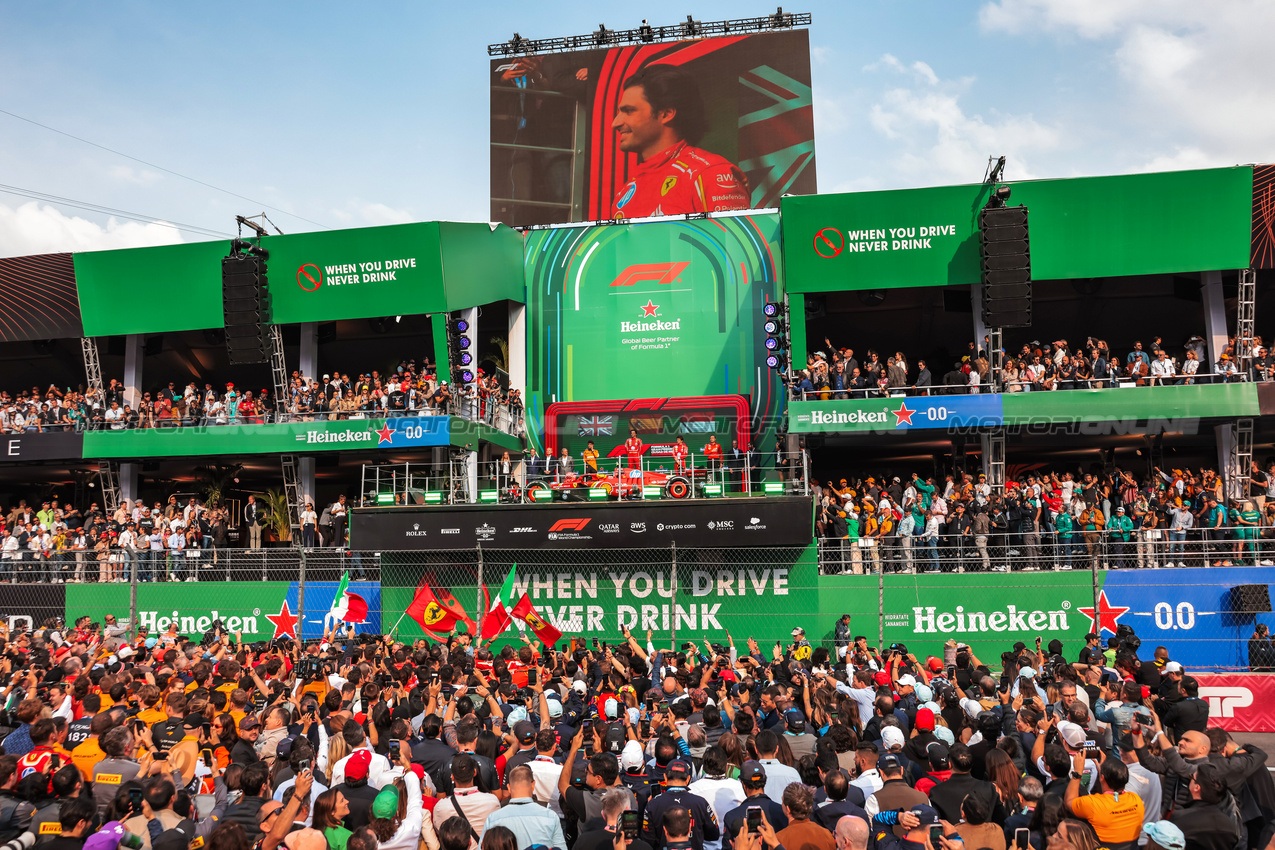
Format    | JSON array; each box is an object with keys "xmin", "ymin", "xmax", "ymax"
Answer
[
  {"xmin": 299, "ymin": 322, "xmax": 317, "ymax": 381},
  {"xmin": 120, "ymin": 463, "xmax": 139, "ymax": 505},
  {"xmin": 1201, "ymin": 271, "xmax": 1229, "ymax": 367},
  {"xmin": 123, "ymin": 334, "xmax": 143, "ymax": 411},
  {"xmin": 507, "ymin": 302, "xmax": 526, "ymax": 396},
  {"xmin": 299, "ymin": 457, "xmax": 316, "ymax": 508}
]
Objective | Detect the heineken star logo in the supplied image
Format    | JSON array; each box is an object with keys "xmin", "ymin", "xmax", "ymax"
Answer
[
  {"xmin": 891, "ymin": 402, "xmax": 916, "ymax": 426},
  {"xmin": 640, "ymin": 300, "xmax": 659, "ymax": 317},
  {"xmin": 375, "ymin": 423, "xmax": 395, "ymax": 444},
  {"xmin": 266, "ymin": 600, "xmax": 298, "ymax": 640},
  {"xmin": 1078, "ymin": 591, "xmax": 1130, "ymax": 636}
]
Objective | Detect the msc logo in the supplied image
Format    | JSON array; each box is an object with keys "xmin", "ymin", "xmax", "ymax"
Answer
[
  {"xmin": 1201, "ymin": 686, "xmax": 1253, "ymax": 718},
  {"xmin": 548, "ymin": 518, "xmax": 590, "ymax": 532},
  {"xmin": 609, "ymin": 261, "xmax": 691, "ymax": 288}
]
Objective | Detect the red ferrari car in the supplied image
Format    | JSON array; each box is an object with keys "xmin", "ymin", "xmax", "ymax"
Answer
[{"xmin": 526, "ymin": 467, "xmax": 694, "ymax": 501}]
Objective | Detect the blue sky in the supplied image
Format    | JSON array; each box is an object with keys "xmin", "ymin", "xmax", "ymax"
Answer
[{"xmin": 1, "ymin": 0, "xmax": 1271, "ymax": 255}]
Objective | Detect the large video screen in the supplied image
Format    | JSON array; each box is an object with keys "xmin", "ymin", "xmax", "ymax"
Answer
[{"xmin": 491, "ymin": 29, "xmax": 816, "ymax": 227}]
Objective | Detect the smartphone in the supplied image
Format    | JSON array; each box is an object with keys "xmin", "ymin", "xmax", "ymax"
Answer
[
  {"xmin": 646, "ymin": 695, "xmax": 655, "ymax": 711},
  {"xmin": 50, "ymin": 754, "xmax": 60, "ymax": 770},
  {"xmin": 621, "ymin": 810, "xmax": 639, "ymax": 841},
  {"xmin": 129, "ymin": 788, "xmax": 144, "ymax": 817},
  {"xmin": 929, "ymin": 825, "xmax": 943, "ymax": 846},
  {"xmin": 527, "ymin": 668, "xmax": 538, "ymax": 686},
  {"xmin": 202, "ymin": 750, "xmax": 213, "ymax": 769},
  {"xmin": 746, "ymin": 806, "xmax": 762, "ymax": 834},
  {"xmin": 297, "ymin": 758, "xmax": 312, "ymax": 775},
  {"xmin": 1015, "ymin": 828, "xmax": 1030, "ymax": 850},
  {"xmin": 132, "ymin": 719, "xmax": 146, "ymax": 733},
  {"xmin": 946, "ymin": 666, "xmax": 956, "ymax": 678},
  {"xmin": 388, "ymin": 739, "xmax": 400, "ymax": 756},
  {"xmin": 1083, "ymin": 740, "xmax": 1101, "ymax": 756}
]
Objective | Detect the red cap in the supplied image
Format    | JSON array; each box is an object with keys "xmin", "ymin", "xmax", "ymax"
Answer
[
  {"xmin": 346, "ymin": 749, "xmax": 372, "ymax": 781},
  {"xmin": 873, "ymin": 671, "xmax": 892, "ymax": 687},
  {"xmin": 927, "ymin": 657, "xmax": 943, "ymax": 673},
  {"xmin": 915, "ymin": 708, "xmax": 936, "ymax": 731}
]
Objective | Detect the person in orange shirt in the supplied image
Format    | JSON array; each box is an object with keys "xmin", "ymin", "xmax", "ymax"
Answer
[
  {"xmin": 135, "ymin": 684, "xmax": 167, "ymax": 726},
  {"xmin": 70, "ymin": 713, "xmax": 112, "ymax": 781}
]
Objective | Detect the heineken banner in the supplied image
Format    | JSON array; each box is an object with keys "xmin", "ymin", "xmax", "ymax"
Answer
[
  {"xmin": 381, "ymin": 545, "xmax": 823, "ymax": 644},
  {"xmin": 522, "ymin": 214, "xmax": 785, "ymax": 455},
  {"xmin": 782, "ymin": 167, "xmax": 1253, "ymax": 293},
  {"xmin": 83, "ymin": 416, "xmax": 449, "ymax": 459},
  {"xmin": 789, "ymin": 395, "xmax": 1000, "ymax": 434},
  {"xmin": 788, "ymin": 383, "xmax": 1256, "ymax": 434},
  {"xmin": 66, "ymin": 580, "xmax": 382, "ymax": 642},
  {"xmin": 352, "ymin": 497, "xmax": 814, "ymax": 551}
]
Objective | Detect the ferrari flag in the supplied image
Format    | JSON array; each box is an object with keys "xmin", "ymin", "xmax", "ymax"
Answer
[
  {"xmin": 510, "ymin": 593, "xmax": 563, "ymax": 647},
  {"xmin": 406, "ymin": 573, "xmax": 477, "ymax": 638}
]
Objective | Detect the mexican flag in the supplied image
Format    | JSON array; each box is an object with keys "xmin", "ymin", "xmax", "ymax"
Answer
[
  {"xmin": 481, "ymin": 566, "xmax": 519, "ymax": 640},
  {"xmin": 329, "ymin": 571, "xmax": 368, "ymax": 623}
]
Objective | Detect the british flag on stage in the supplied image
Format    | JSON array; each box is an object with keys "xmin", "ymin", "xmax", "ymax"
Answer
[{"xmin": 577, "ymin": 415, "xmax": 615, "ymax": 437}]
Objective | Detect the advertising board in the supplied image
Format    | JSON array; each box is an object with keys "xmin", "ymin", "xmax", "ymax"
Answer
[{"xmin": 492, "ymin": 30, "xmax": 815, "ymax": 226}]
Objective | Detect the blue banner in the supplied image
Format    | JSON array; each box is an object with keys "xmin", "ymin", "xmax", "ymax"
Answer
[{"xmin": 789, "ymin": 394, "xmax": 1002, "ymax": 433}]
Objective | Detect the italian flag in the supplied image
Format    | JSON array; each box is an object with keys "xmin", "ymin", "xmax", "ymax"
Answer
[
  {"xmin": 329, "ymin": 571, "xmax": 368, "ymax": 623},
  {"xmin": 481, "ymin": 566, "xmax": 518, "ymax": 640}
]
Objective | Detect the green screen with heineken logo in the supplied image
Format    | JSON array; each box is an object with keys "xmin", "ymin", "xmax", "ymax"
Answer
[{"xmin": 523, "ymin": 214, "xmax": 786, "ymax": 453}]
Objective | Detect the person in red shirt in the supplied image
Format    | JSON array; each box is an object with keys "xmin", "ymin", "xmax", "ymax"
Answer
[
  {"xmin": 623, "ymin": 429, "xmax": 645, "ymax": 470},
  {"xmin": 672, "ymin": 437, "xmax": 689, "ymax": 475},
  {"xmin": 611, "ymin": 64, "xmax": 750, "ymax": 219}
]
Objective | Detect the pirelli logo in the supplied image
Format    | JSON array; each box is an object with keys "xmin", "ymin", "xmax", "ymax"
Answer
[
  {"xmin": 608, "ymin": 262, "xmax": 690, "ymax": 288},
  {"xmin": 547, "ymin": 518, "xmax": 590, "ymax": 532},
  {"xmin": 96, "ymin": 773, "xmax": 122, "ymax": 785},
  {"xmin": 40, "ymin": 823, "xmax": 63, "ymax": 835}
]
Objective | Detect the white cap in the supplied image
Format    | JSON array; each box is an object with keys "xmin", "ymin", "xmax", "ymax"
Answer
[
  {"xmin": 117, "ymin": 646, "xmax": 134, "ymax": 660},
  {"xmin": 571, "ymin": 680, "xmax": 587, "ymax": 694},
  {"xmin": 1164, "ymin": 661, "xmax": 1183, "ymax": 673},
  {"xmin": 896, "ymin": 674, "xmax": 917, "ymax": 687},
  {"xmin": 881, "ymin": 726, "xmax": 906, "ymax": 750},
  {"xmin": 1057, "ymin": 720, "xmax": 1087, "ymax": 749},
  {"xmin": 621, "ymin": 740, "xmax": 645, "ymax": 770}
]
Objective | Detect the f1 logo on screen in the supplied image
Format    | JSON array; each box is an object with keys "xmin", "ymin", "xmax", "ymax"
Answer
[
  {"xmin": 547, "ymin": 518, "xmax": 591, "ymax": 532},
  {"xmin": 1201, "ymin": 686, "xmax": 1254, "ymax": 718},
  {"xmin": 609, "ymin": 262, "xmax": 690, "ymax": 287}
]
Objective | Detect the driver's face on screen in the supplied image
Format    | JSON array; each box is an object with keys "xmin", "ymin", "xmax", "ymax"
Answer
[{"xmin": 613, "ymin": 85, "xmax": 673, "ymax": 156}]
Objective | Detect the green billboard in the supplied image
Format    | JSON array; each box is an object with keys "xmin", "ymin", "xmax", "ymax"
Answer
[
  {"xmin": 1000, "ymin": 382, "xmax": 1258, "ymax": 424},
  {"xmin": 72, "ymin": 222, "xmax": 525, "ymax": 337},
  {"xmin": 782, "ymin": 167, "xmax": 1254, "ymax": 293},
  {"xmin": 522, "ymin": 214, "xmax": 786, "ymax": 453}
]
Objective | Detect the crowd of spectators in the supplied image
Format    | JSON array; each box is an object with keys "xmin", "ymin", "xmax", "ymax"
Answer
[
  {"xmin": 0, "ymin": 492, "xmax": 357, "ymax": 584},
  {"xmin": 0, "ymin": 361, "xmax": 523, "ymax": 435},
  {"xmin": 794, "ymin": 334, "xmax": 1264, "ymax": 399},
  {"xmin": 1, "ymin": 613, "xmax": 1270, "ymax": 850},
  {"xmin": 815, "ymin": 463, "xmax": 1275, "ymax": 574}
]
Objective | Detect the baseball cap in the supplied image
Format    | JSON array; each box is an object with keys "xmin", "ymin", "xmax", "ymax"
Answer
[
  {"xmin": 621, "ymin": 740, "xmax": 645, "ymax": 771},
  {"xmin": 784, "ymin": 709, "xmax": 807, "ymax": 734},
  {"xmin": 117, "ymin": 646, "xmax": 134, "ymax": 660},
  {"xmin": 910, "ymin": 805, "xmax": 941, "ymax": 825},
  {"xmin": 881, "ymin": 726, "xmax": 905, "ymax": 751},
  {"xmin": 239, "ymin": 715, "xmax": 260, "ymax": 730},
  {"xmin": 741, "ymin": 760, "xmax": 767, "ymax": 782},
  {"xmin": 915, "ymin": 708, "xmax": 936, "ymax": 731},
  {"xmin": 927, "ymin": 657, "xmax": 944, "ymax": 673},
  {"xmin": 604, "ymin": 698, "xmax": 619, "ymax": 720},
  {"xmin": 897, "ymin": 674, "xmax": 917, "ymax": 687},
  {"xmin": 879, "ymin": 754, "xmax": 902, "ymax": 772},
  {"xmin": 571, "ymin": 680, "xmax": 587, "ymax": 694},
  {"xmin": 791, "ymin": 627, "xmax": 805, "ymax": 636},
  {"xmin": 914, "ymin": 684, "xmax": 933, "ymax": 704},
  {"xmin": 1164, "ymin": 661, "xmax": 1183, "ymax": 673},
  {"xmin": 371, "ymin": 786, "xmax": 400, "ymax": 819},
  {"xmin": 546, "ymin": 698, "xmax": 564, "ymax": 719},
  {"xmin": 932, "ymin": 726, "xmax": 955, "ymax": 747},
  {"xmin": 346, "ymin": 749, "xmax": 372, "ymax": 781},
  {"xmin": 873, "ymin": 671, "xmax": 892, "ymax": 688},
  {"xmin": 515, "ymin": 720, "xmax": 537, "ymax": 745},
  {"xmin": 666, "ymin": 760, "xmax": 692, "ymax": 781},
  {"xmin": 1057, "ymin": 721, "xmax": 1087, "ymax": 749},
  {"xmin": 1143, "ymin": 822, "xmax": 1185, "ymax": 850},
  {"xmin": 926, "ymin": 742, "xmax": 950, "ymax": 769}
]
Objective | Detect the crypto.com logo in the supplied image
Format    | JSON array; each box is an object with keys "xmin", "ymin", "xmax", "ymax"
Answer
[
  {"xmin": 547, "ymin": 518, "xmax": 591, "ymax": 532},
  {"xmin": 298, "ymin": 263, "xmax": 323, "ymax": 291},
  {"xmin": 609, "ymin": 262, "xmax": 690, "ymax": 287},
  {"xmin": 1200, "ymin": 686, "xmax": 1253, "ymax": 718}
]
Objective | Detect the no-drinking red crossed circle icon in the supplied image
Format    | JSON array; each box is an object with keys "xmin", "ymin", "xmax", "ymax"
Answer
[{"xmin": 813, "ymin": 227, "xmax": 843, "ymax": 258}]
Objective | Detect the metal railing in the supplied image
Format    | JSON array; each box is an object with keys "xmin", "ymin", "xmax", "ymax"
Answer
[
  {"xmin": 1, "ymin": 547, "xmax": 378, "ymax": 585},
  {"xmin": 3, "ymin": 396, "xmax": 525, "ymax": 436},
  {"xmin": 816, "ymin": 524, "xmax": 1274, "ymax": 574},
  {"xmin": 361, "ymin": 450, "xmax": 810, "ymax": 506},
  {"xmin": 792, "ymin": 370, "xmax": 1249, "ymax": 400}
]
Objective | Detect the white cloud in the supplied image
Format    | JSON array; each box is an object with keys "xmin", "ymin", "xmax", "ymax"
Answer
[
  {"xmin": 860, "ymin": 55, "xmax": 1060, "ymax": 185},
  {"xmin": 0, "ymin": 201, "xmax": 182, "ymax": 256},
  {"xmin": 980, "ymin": 0, "xmax": 1275, "ymax": 167}
]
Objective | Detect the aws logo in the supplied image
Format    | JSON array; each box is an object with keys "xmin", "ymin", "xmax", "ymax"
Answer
[
  {"xmin": 547, "ymin": 518, "xmax": 591, "ymax": 532},
  {"xmin": 609, "ymin": 262, "xmax": 690, "ymax": 288}
]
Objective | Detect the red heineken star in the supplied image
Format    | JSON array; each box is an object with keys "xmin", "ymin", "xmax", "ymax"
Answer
[
  {"xmin": 1078, "ymin": 590, "xmax": 1129, "ymax": 636},
  {"xmin": 375, "ymin": 423, "xmax": 395, "ymax": 444},
  {"xmin": 892, "ymin": 402, "xmax": 916, "ymax": 426},
  {"xmin": 641, "ymin": 300, "xmax": 659, "ymax": 317},
  {"xmin": 266, "ymin": 600, "xmax": 298, "ymax": 640}
]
